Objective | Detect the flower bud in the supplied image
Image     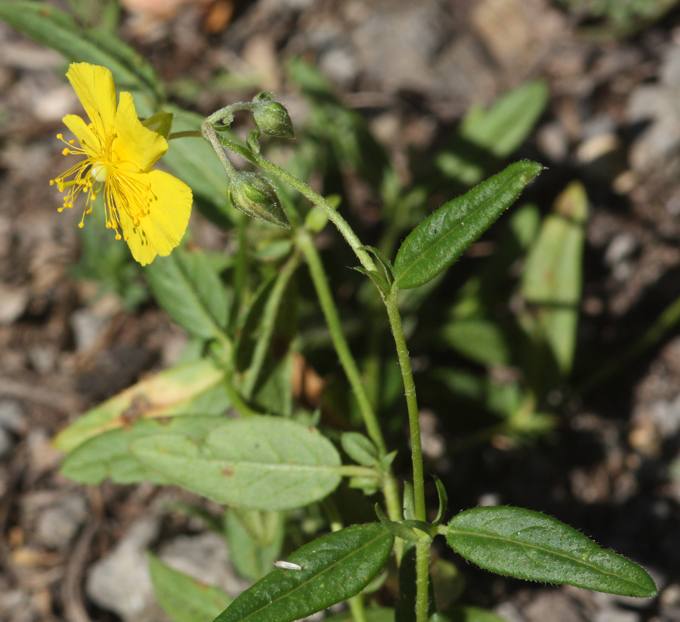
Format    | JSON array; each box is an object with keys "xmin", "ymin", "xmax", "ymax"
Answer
[
  {"xmin": 228, "ymin": 172, "xmax": 289, "ymax": 228},
  {"xmin": 252, "ymin": 92, "xmax": 294, "ymax": 139}
]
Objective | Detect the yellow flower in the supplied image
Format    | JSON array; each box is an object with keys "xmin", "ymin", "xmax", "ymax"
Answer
[{"xmin": 50, "ymin": 62, "xmax": 192, "ymax": 265}]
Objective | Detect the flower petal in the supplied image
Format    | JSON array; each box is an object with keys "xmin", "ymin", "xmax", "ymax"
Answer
[
  {"xmin": 65, "ymin": 63, "xmax": 116, "ymax": 137},
  {"xmin": 122, "ymin": 170, "xmax": 192, "ymax": 265},
  {"xmin": 62, "ymin": 114, "xmax": 100, "ymax": 153},
  {"xmin": 113, "ymin": 92, "xmax": 168, "ymax": 172}
]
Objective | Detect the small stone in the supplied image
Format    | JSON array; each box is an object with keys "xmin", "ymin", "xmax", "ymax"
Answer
[
  {"xmin": 319, "ymin": 46, "xmax": 358, "ymax": 88},
  {"xmin": 35, "ymin": 493, "xmax": 87, "ymax": 549},
  {"xmin": 26, "ymin": 430, "xmax": 61, "ymax": 476},
  {"xmin": 159, "ymin": 532, "xmax": 247, "ymax": 597},
  {"xmin": 537, "ymin": 122, "xmax": 569, "ymax": 162},
  {"xmin": 524, "ymin": 591, "xmax": 585, "ymax": 622},
  {"xmin": 605, "ymin": 233, "xmax": 638, "ymax": 282},
  {"xmin": 660, "ymin": 583, "xmax": 680, "ymax": 607},
  {"xmin": 0, "ymin": 285, "xmax": 28, "ymax": 325},
  {"xmin": 86, "ymin": 517, "xmax": 160, "ymax": 621},
  {"xmin": 70, "ymin": 294, "xmax": 121, "ymax": 353},
  {"xmin": 0, "ymin": 399, "xmax": 26, "ymax": 434},
  {"xmin": 594, "ymin": 611, "xmax": 639, "ymax": 622},
  {"xmin": 495, "ymin": 601, "xmax": 526, "ymax": 622}
]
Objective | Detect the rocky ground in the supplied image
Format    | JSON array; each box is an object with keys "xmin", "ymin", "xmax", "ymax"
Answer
[{"xmin": 0, "ymin": 0, "xmax": 679, "ymax": 620}]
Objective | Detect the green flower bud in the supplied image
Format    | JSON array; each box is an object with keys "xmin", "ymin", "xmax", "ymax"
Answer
[
  {"xmin": 228, "ymin": 172, "xmax": 289, "ymax": 228},
  {"xmin": 252, "ymin": 92, "xmax": 294, "ymax": 139}
]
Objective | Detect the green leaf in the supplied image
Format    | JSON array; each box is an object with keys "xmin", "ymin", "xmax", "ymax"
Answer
[
  {"xmin": 445, "ymin": 506, "xmax": 657, "ymax": 597},
  {"xmin": 236, "ymin": 256, "xmax": 299, "ymax": 405},
  {"xmin": 431, "ymin": 558, "xmax": 465, "ymax": 611},
  {"xmin": 143, "ymin": 111, "xmax": 173, "ymax": 138},
  {"xmin": 213, "ymin": 523, "xmax": 394, "ymax": 622},
  {"xmin": 224, "ymin": 509, "xmax": 284, "ymax": 581},
  {"xmin": 521, "ymin": 182, "xmax": 587, "ymax": 375},
  {"xmin": 341, "ymin": 432, "xmax": 379, "ymax": 467},
  {"xmin": 132, "ymin": 416, "xmax": 342, "ymax": 510},
  {"xmin": 0, "ymin": 1, "xmax": 161, "ymax": 106},
  {"xmin": 54, "ymin": 358, "xmax": 228, "ymax": 453},
  {"xmin": 394, "ymin": 161, "xmax": 543, "ymax": 289},
  {"xmin": 61, "ymin": 415, "xmax": 225, "ymax": 485},
  {"xmin": 148, "ymin": 554, "xmax": 231, "ymax": 622},
  {"xmin": 433, "ymin": 368, "xmax": 521, "ymax": 419},
  {"xmin": 436, "ymin": 81, "xmax": 548, "ymax": 186},
  {"xmin": 146, "ymin": 248, "xmax": 230, "ymax": 341},
  {"xmin": 440, "ymin": 319, "xmax": 511, "ymax": 367}
]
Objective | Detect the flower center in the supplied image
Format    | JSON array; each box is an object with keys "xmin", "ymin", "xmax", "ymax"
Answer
[{"xmin": 91, "ymin": 163, "xmax": 108, "ymax": 183}]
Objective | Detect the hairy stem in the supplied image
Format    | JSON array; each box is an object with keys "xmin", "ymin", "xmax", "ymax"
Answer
[
  {"xmin": 252, "ymin": 154, "xmax": 377, "ymax": 274},
  {"xmin": 384, "ymin": 289, "xmax": 425, "ymax": 521},
  {"xmin": 242, "ymin": 251, "xmax": 301, "ymax": 399},
  {"xmin": 385, "ymin": 287, "xmax": 429, "ymax": 622},
  {"xmin": 296, "ymin": 230, "xmax": 402, "ymax": 527}
]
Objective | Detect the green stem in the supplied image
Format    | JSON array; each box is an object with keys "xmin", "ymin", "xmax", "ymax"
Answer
[
  {"xmin": 337, "ymin": 465, "xmax": 380, "ymax": 478},
  {"xmin": 296, "ymin": 231, "xmax": 385, "ymax": 453},
  {"xmin": 252, "ymin": 154, "xmax": 377, "ymax": 274},
  {"xmin": 348, "ymin": 597, "xmax": 369, "ymax": 622},
  {"xmin": 234, "ymin": 214, "xmax": 249, "ymax": 317},
  {"xmin": 384, "ymin": 289, "xmax": 426, "ymax": 521},
  {"xmin": 296, "ymin": 230, "xmax": 402, "ymax": 527},
  {"xmin": 415, "ymin": 543, "xmax": 430, "ymax": 622},
  {"xmin": 168, "ymin": 130, "xmax": 202, "ymax": 140},
  {"xmin": 201, "ymin": 120, "xmax": 236, "ymax": 177},
  {"xmin": 385, "ymin": 287, "xmax": 430, "ymax": 622},
  {"xmin": 242, "ymin": 251, "xmax": 301, "ymax": 399},
  {"xmin": 223, "ymin": 376, "xmax": 263, "ymax": 418}
]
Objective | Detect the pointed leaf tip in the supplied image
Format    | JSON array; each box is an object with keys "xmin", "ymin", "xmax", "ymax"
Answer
[
  {"xmin": 394, "ymin": 160, "xmax": 543, "ymax": 289},
  {"xmin": 445, "ymin": 506, "xmax": 657, "ymax": 598}
]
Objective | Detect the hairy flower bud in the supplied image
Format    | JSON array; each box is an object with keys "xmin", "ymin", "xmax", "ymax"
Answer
[
  {"xmin": 252, "ymin": 92, "xmax": 294, "ymax": 139},
  {"xmin": 228, "ymin": 172, "xmax": 289, "ymax": 228}
]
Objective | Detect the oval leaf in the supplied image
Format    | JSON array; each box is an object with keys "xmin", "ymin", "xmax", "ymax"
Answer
[
  {"xmin": 437, "ymin": 81, "xmax": 548, "ymax": 185},
  {"xmin": 132, "ymin": 416, "xmax": 341, "ymax": 510},
  {"xmin": 224, "ymin": 509, "xmax": 284, "ymax": 581},
  {"xmin": 53, "ymin": 358, "xmax": 228, "ymax": 453},
  {"xmin": 145, "ymin": 248, "xmax": 230, "ymax": 340},
  {"xmin": 213, "ymin": 523, "xmax": 394, "ymax": 622},
  {"xmin": 445, "ymin": 506, "xmax": 656, "ymax": 597},
  {"xmin": 521, "ymin": 181, "xmax": 587, "ymax": 375},
  {"xmin": 61, "ymin": 415, "xmax": 225, "ymax": 485},
  {"xmin": 394, "ymin": 161, "xmax": 543, "ymax": 289}
]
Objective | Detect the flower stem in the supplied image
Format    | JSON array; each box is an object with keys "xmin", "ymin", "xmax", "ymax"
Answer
[
  {"xmin": 415, "ymin": 543, "xmax": 430, "ymax": 622},
  {"xmin": 252, "ymin": 153, "xmax": 377, "ymax": 274},
  {"xmin": 242, "ymin": 250, "xmax": 301, "ymax": 400},
  {"xmin": 384, "ymin": 287, "xmax": 430, "ymax": 622},
  {"xmin": 223, "ymin": 375, "xmax": 264, "ymax": 418},
  {"xmin": 168, "ymin": 130, "xmax": 202, "ymax": 140},
  {"xmin": 384, "ymin": 288, "xmax": 425, "ymax": 522},
  {"xmin": 201, "ymin": 120, "xmax": 236, "ymax": 177},
  {"xmin": 296, "ymin": 230, "xmax": 402, "ymax": 527}
]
